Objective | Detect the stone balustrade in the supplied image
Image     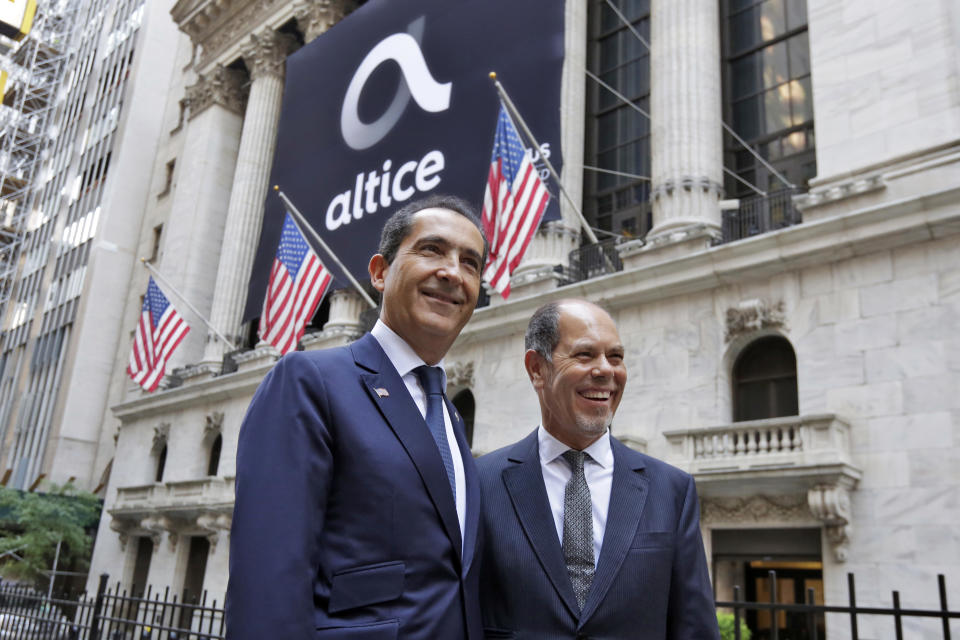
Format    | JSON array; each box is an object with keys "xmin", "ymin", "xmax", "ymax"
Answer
[
  {"xmin": 113, "ymin": 476, "xmax": 234, "ymax": 517},
  {"xmin": 663, "ymin": 414, "xmax": 860, "ymax": 485}
]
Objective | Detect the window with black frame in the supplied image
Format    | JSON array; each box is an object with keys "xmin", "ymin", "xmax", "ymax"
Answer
[
  {"xmin": 723, "ymin": 0, "xmax": 816, "ymax": 199},
  {"xmin": 584, "ymin": 0, "xmax": 652, "ymax": 239}
]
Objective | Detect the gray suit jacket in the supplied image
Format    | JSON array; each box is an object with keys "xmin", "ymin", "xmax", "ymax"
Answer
[{"xmin": 477, "ymin": 430, "xmax": 719, "ymax": 640}]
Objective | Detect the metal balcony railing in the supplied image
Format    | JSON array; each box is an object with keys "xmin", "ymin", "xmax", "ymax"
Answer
[
  {"xmin": 722, "ymin": 189, "xmax": 801, "ymax": 243},
  {"xmin": 566, "ymin": 236, "xmax": 624, "ymax": 284}
]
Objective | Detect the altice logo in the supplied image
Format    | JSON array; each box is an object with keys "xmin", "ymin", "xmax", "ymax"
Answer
[
  {"xmin": 325, "ymin": 18, "xmax": 452, "ymax": 232},
  {"xmin": 340, "ymin": 17, "xmax": 451, "ymax": 151}
]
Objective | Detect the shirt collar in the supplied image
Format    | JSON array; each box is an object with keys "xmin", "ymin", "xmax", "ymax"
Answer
[
  {"xmin": 537, "ymin": 425, "xmax": 613, "ymax": 469},
  {"xmin": 371, "ymin": 319, "xmax": 446, "ymax": 383}
]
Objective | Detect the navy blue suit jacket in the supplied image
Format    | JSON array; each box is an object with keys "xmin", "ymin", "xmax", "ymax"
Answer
[
  {"xmin": 477, "ymin": 430, "xmax": 719, "ymax": 640},
  {"xmin": 226, "ymin": 334, "xmax": 482, "ymax": 639}
]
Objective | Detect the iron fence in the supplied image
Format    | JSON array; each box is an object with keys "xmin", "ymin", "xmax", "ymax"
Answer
[
  {"xmin": 0, "ymin": 569, "xmax": 956, "ymax": 639},
  {"xmin": 716, "ymin": 570, "xmax": 958, "ymax": 640},
  {"xmin": 722, "ymin": 189, "xmax": 801, "ymax": 243},
  {"xmin": 0, "ymin": 574, "xmax": 224, "ymax": 640}
]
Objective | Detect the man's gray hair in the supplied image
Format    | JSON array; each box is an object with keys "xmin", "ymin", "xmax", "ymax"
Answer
[{"xmin": 524, "ymin": 301, "xmax": 563, "ymax": 362}]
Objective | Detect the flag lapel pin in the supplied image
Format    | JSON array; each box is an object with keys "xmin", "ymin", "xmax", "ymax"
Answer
[{"xmin": 374, "ymin": 387, "xmax": 389, "ymax": 398}]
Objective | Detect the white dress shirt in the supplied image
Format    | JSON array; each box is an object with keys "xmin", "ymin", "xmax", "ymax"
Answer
[
  {"xmin": 372, "ymin": 320, "xmax": 467, "ymax": 541},
  {"xmin": 538, "ymin": 425, "xmax": 614, "ymax": 563}
]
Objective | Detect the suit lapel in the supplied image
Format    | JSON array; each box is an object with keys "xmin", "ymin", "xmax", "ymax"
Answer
[
  {"xmin": 501, "ymin": 431, "xmax": 580, "ymax": 619},
  {"xmin": 579, "ymin": 437, "xmax": 649, "ymax": 623},
  {"xmin": 446, "ymin": 395, "xmax": 480, "ymax": 576},
  {"xmin": 352, "ymin": 334, "xmax": 463, "ymax": 561}
]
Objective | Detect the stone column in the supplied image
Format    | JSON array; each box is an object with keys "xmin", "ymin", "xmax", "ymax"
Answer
[
  {"xmin": 202, "ymin": 30, "xmax": 295, "ymax": 366},
  {"xmin": 647, "ymin": 0, "xmax": 724, "ymax": 246},
  {"xmin": 163, "ymin": 66, "xmax": 246, "ymax": 371}
]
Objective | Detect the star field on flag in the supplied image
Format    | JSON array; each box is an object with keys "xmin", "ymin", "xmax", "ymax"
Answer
[
  {"xmin": 259, "ymin": 212, "xmax": 332, "ymax": 355},
  {"xmin": 481, "ymin": 103, "xmax": 551, "ymax": 298},
  {"xmin": 127, "ymin": 277, "xmax": 190, "ymax": 392}
]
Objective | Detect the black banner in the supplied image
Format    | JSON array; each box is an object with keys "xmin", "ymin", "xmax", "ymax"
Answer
[{"xmin": 244, "ymin": 0, "xmax": 565, "ymax": 321}]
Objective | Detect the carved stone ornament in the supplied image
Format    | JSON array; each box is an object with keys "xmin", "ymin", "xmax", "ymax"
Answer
[
  {"xmin": 725, "ymin": 299, "xmax": 786, "ymax": 342},
  {"xmin": 242, "ymin": 29, "xmax": 298, "ymax": 80},
  {"xmin": 110, "ymin": 519, "xmax": 131, "ymax": 552},
  {"xmin": 701, "ymin": 494, "xmax": 809, "ymax": 525},
  {"xmin": 808, "ymin": 484, "xmax": 852, "ymax": 562},
  {"xmin": 445, "ymin": 362, "xmax": 475, "ymax": 390},
  {"xmin": 151, "ymin": 423, "xmax": 170, "ymax": 456},
  {"xmin": 141, "ymin": 515, "xmax": 179, "ymax": 553},
  {"xmin": 185, "ymin": 64, "xmax": 246, "ymax": 119},
  {"xmin": 196, "ymin": 512, "xmax": 232, "ymax": 550},
  {"xmin": 295, "ymin": 0, "xmax": 355, "ymax": 43},
  {"xmin": 203, "ymin": 411, "xmax": 225, "ymax": 445}
]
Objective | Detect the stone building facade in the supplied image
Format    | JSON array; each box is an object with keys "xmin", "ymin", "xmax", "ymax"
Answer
[{"xmin": 71, "ymin": 0, "xmax": 960, "ymax": 638}]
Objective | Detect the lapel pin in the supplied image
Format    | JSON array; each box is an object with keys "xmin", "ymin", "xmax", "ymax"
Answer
[{"xmin": 374, "ymin": 387, "xmax": 390, "ymax": 398}]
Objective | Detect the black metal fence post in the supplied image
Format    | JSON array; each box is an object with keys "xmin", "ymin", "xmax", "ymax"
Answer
[
  {"xmin": 892, "ymin": 591, "xmax": 903, "ymax": 640},
  {"xmin": 89, "ymin": 573, "xmax": 109, "ymax": 640},
  {"xmin": 806, "ymin": 586, "xmax": 818, "ymax": 640},
  {"xmin": 768, "ymin": 570, "xmax": 779, "ymax": 640},
  {"xmin": 848, "ymin": 572, "xmax": 859, "ymax": 640},
  {"xmin": 733, "ymin": 585, "xmax": 742, "ymax": 640},
  {"xmin": 941, "ymin": 574, "xmax": 952, "ymax": 640}
]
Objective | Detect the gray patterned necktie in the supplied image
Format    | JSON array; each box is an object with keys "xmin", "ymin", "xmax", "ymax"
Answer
[{"xmin": 561, "ymin": 449, "xmax": 594, "ymax": 611}]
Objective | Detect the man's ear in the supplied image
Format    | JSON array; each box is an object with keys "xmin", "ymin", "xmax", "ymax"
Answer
[
  {"xmin": 524, "ymin": 349, "xmax": 548, "ymax": 389},
  {"xmin": 369, "ymin": 254, "xmax": 388, "ymax": 293}
]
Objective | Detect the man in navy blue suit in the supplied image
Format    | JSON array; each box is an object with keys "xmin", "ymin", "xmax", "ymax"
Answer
[
  {"xmin": 478, "ymin": 299, "xmax": 720, "ymax": 639},
  {"xmin": 226, "ymin": 194, "xmax": 487, "ymax": 639}
]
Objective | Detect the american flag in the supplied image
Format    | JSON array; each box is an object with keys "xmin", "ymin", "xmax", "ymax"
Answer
[
  {"xmin": 259, "ymin": 212, "xmax": 332, "ymax": 355},
  {"xmin": 481, "ymin": 104, "xmax": 551, "ymax": 298},
  {"xmin": 127, "ymin": 277, "xmax": 190, "ymax": 392}
]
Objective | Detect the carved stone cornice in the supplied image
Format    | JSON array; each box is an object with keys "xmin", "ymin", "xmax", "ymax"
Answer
[
  {"xmin": 445, "ymin": 362, "xmax": 475, "ymax": 390},
  {"xmin": 725, "ymin": 298, "xmax": 786, "ymax": 342},
  {"xmin": 701, "ymin": 494, "xmax": 810, "ymax": 525},
  {"xmin": 242, "ymin": 29, "xmax": 297, "ymax": 80},
  {"xmin": 203, "ymin": 411, "xmax": 225, "ymax": 445},
  {"xmin": 151, "ymin": 423, "xmax": 170, "ymax": 456},
  {"xmin": 295, "ymin": 0, "xmax": 355, "ymax": 43},
  {"xmin": 185, "ymin": 65, "xmax": 246, "ymax": 119},
  {"xmin": 172, "ymin": 0, "xmax": 289, "ymax": 70}
]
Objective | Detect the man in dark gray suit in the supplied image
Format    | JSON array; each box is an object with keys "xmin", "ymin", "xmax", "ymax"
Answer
[{"xmin": 477, "ymin": 299, "xmax": 719, "ymax": 639}]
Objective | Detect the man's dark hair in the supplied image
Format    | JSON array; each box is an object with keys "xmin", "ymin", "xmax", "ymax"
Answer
[
  {"xmin": 525, "ymin": 301, "xmax": 563, "ymax": 362},
  {"xmin": 378, "ymin": 194, "xmax": 488, "ymax": 264}
]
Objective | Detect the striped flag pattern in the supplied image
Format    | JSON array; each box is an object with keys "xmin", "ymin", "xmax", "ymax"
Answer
[
  {"xmin": 259, "ymin": 212, "xmax": 332, "ymax": 355},
  {"xmin": 127, "ymin": 277, "xmax": 190, "ymax": 392},
  {"xmin": 481, "ymin": 104, "xmax": 551, "ymax": 298}
]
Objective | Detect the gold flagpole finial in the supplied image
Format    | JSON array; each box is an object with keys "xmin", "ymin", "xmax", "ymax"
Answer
[{"xmin": 489, "ymin": 71, "xmax": 497, "ymax": 80}]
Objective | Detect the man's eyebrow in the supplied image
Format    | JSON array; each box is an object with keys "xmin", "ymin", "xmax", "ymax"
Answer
[{"xmin": 414, "ymin": 235, "xmax": 482, "ymax": 261}]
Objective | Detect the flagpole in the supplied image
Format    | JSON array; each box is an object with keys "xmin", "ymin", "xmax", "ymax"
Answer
[
  {"xmin": 274, "ymin": 187, "xmax": 377, "ymax": 310},
  {"xmin": 489, "ymin": 72, "xmax": 600, "ymax": 246},
  {"xmin": 140, "ymin": 259, "xmax": 237, "ymax": 351}
]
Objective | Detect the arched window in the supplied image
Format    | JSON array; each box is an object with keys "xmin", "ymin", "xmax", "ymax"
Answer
[
  {"xmin": 733, "ymin": 335, "xmax": 798, "ymax": 422},
  {"xmin": 452, "ymin": 389, "xmax": 476, "ymax": 448},
  {"xmin": 207, "ymin": 434, "xmax": 222, "ymax": 476},
  {"xmin": 155, "ymin": 445, "xmax": 167, "ymax": 483}
]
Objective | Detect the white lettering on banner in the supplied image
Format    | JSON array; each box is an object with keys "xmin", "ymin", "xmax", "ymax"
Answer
[
  {"xmin": 325, "ymin": 149, "xmax": 446, "ymax": 231},
  {"xmin": 341, "ymin": 28, "xmax": 451, "ymax": 151}
]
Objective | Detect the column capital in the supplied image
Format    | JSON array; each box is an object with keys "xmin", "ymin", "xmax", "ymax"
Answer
[
  {"xmin": 185, "ymin": 64, "xmax": 247, "ymax": 120},
  {"xmin": 242, "ymin": 29, "xmax": 298, "ymax": 81},
  {"xmin": 294, "ymin": 0, "xmax": 356, "ymax": 44}
]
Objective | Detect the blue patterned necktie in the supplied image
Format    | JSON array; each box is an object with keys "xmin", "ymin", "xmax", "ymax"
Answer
[
  {"xmin": 414, "ymin": 365, "xmax": 457, "ymax": 500},
  {"xmin": 562, "ymin": 449, "xmax": 594, "ymax": 611}
]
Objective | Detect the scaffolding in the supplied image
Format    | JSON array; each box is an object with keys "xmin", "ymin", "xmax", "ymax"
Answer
[{"xmin": 0, "ymin": 0, "xmax": 81, "ymax": 328}]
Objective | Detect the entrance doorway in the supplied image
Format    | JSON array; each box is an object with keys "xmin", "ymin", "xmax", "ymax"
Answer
[{"xmin": 713, "ymin": 528, "xmax": 825, "ymax": 640}]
